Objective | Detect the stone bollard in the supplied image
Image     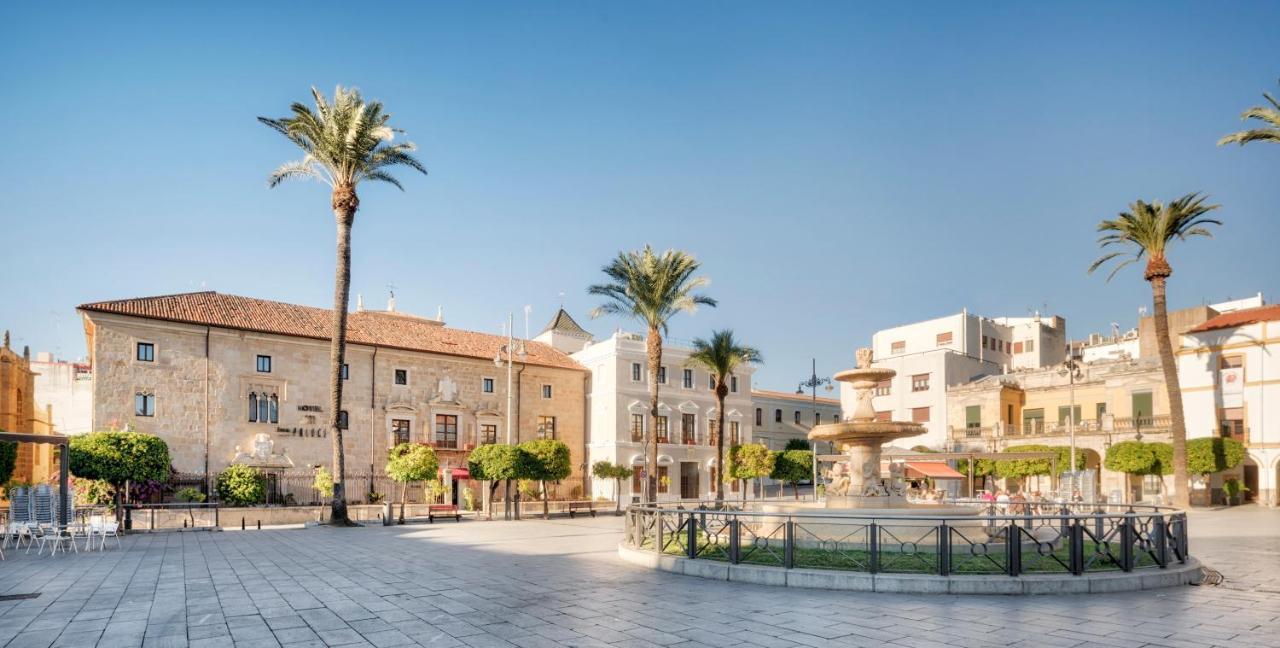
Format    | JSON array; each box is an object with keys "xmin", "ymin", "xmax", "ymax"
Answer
[{"xmin": 383, "ymin": 502, "xmax": 394, "ymax": 526}]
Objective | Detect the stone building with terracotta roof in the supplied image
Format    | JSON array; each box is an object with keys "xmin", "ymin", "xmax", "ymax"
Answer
[{"xmin": 77, "ymin": 292, "xmax": 589, "ymax": 504}]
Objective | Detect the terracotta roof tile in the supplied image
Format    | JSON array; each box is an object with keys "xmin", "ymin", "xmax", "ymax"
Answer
[
  {"xmin": 1186, "ymin": 304, "xmax": 1280, "ymax": 334},
  {"xmin": 78, "ymin": 291, "xmax": 585, "ymax": 372}
]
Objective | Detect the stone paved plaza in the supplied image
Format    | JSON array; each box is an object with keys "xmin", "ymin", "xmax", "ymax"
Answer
[{"xmin": 1, "ymin": 506, "xmax": 1278, "ymax": 648}]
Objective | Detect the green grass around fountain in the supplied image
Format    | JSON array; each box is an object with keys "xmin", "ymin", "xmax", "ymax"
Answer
[{"xmin": 639, "ymin": 530, "xmax": 1159, "ymax": 574}]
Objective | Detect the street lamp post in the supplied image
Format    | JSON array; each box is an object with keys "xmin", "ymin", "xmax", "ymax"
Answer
[
  {"xmin": 797, "ymin": 358, "xmax": 833, "ymax": 500},
  {"xmin": 1059, "ymin": 355, "xmax": 1083, "ymax": 495},
  {"xmin": 493, "ymin": 312, "xmax": 527, "ymax": 519}
]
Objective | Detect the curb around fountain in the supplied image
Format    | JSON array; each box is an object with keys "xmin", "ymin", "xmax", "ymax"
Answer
[{"xmin": 617, "ymin": 542, "xmax": 1204, "ymax": 594}]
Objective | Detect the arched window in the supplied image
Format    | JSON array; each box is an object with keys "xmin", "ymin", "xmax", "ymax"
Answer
[
  {"xmin": 248, "ymin": 392, "xmax": 258, "ymax": 422},
  {"xmin": 257, "ymin": 393, "xmax": 270, "ymax": 423},
  {"xmin": 268, "ymin": 394, "xmax": 279, "ymax": 424},
  {"xmin": 755, "ymin": 408, "xmax": 762, "ymax": 426},
  {"xmin": 337, "ymin": 410, "xmax": 349, "ymax": 430}
]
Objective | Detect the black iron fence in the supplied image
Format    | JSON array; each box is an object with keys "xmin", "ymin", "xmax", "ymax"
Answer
[{"xmin": 623, "ymin": 500, "xmax": 1189, "ymax": 577}]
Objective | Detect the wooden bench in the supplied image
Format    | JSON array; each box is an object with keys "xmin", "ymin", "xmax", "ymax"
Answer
[
  {"xmin": 427, "ymin": 504, "xmax": 461, "ymax": 523},
  {"xmin": 567, "ymin": 501, "xmax": 596, "ymax": 518}
]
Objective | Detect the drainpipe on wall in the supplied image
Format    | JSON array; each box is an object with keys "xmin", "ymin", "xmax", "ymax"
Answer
[
  {"xmin": 204, "ymin": 326, "xmax": 211, "ymax": 492},
  {"xmin": 370, "ymin": 346, "xmax": 379, "ymax": 487},
  {"xmin": 582, "ymin": 372, "xmax": 590, "ymax": 497}
]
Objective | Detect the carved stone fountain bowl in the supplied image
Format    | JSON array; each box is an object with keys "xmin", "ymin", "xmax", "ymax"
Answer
[
  {"xmin": 807, "ymin": 421, "xmax": 925, "ymax": 444},
  {"xmin": 833, "ymin": 367, "xmax": 896, "ymax": 384}
]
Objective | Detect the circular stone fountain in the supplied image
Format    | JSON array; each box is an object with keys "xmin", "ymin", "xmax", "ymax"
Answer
[{"xmin": 807, "ymin": 347, "xmax": 927, "ymax": 510}]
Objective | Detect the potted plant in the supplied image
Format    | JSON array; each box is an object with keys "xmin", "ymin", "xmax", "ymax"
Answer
[{"xmin": 1222, "ymin": 478, "xmax": 1246, "ymax": 506}]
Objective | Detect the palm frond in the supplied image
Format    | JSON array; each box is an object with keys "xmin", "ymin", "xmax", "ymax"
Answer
[
  {"xmin": 1088, "ymin": 192, "xmax": 1221, "ymax": 282},
  {"xmin": 1218, "ymin": 81, "xmax": 1280, "ymax": 147},
  {"xmin": 587, "ymin": 246, "xmax": 716, "ymax": 331},
  {"xmin": 261, "ymin": 85, "xmax": 428, "ymax": 195}
]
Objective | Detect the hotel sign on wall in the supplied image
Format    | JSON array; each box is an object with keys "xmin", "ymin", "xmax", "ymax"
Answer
[
  {"xmin": 278, "ymin": 426, "xmax": 329, "ymax": 438},
  {"xmin": 1220, "ymin": 368, "xmax": 1243, "ymax": 407}
]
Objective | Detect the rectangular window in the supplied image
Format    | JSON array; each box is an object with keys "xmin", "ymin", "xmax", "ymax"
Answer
[
  {"xmin": 541, "ymin": 384, "xmax": 553, "ymax": 399},
  {"xmin": 658, "ymin": 466, "xmax": 669, "ymax": 494},
  {"xmin": 337, "ymin": 410, "xmax": 349, "ymax": 430},
  {"xmin": 1096, "ymin": 402, "xmax": 1107, "ymax": 420},
  {"xmin": 435, "ymin": 414, "xmax": 458, "ymax": 448},
  {"xmin": 875, "ymin": 411, "xmax": 891, "ymax": 422},
  {"xmin": 631, "ymin": 363, "xmax": 642, "ymax": 381},
  {"xmin": 911, "ymin": 407, "xmax": 930, "ymax": 423},
  {"xmin": 730, "ymin": 421, "xmax": 740, "ymax": 445},
  {"xmin": 1057, "ymin": 405, "xmax": 1082, "ymax": 426},
  {"xmin": 1131, "ymin": 391, "xmax": 1154, "ymax": 423},
  {"xmin": 537, "ymin": 416, "xmax": 556, "ymax": 440},
  {"xmin": 911, "ymin": 373, "xmax": 930, "ymax": 392},
  {"xmin": 1013, "ymin": 341, "xmax": 1024, "ymax": 354},
  {"xmin": 1022, "ymin": 408, "xmax": 1045, "ymax": 433},
  {"xmin": 630, "ymin": 414, "xmax": 645, "ymax": 442},
  {"xmin": 341, "ymin": 363, "xmax": 349, "ymax": 380},
  {"xmin": 874, "ymin": 379, "xmax": 891, "ymax": 396},
  {"xmin": 632, "ymin": 465, "xmax": 645, "ymax": 492},
  {"xmin": 774, "ymin": 409, "xmax": 782, "ymax": 423},
  {"xmin": 683, "ymin": 369, "xmax": 693, "ymax": 389},
  {"xmin": 655, "ymin": 416, "xmax": 669, "ymax": 443},
  {"xmin": 1025, "ymin": 339, "xmax": 1035, "ymax": 353},
  {"xmin": 391, "ymin": 419, "xmax": 410, "ymax": 446},
  {"xmin": 730, "ymin": 376, "xmax": 739, "ymax": 393},
  {"xmin": 936, "ymin": 332, "xmax": 952, "ymax": 347},
  {"xmin": 136, "ymin": 342, "xmax": 155, "ymax": 362},
  {"xmin": 657, "ymin": 366, "xmax": 667, "ymax": 384},
  {"xmin": 755, "ymin": 408, "xmax": 763, "ymax": 425},
  {"xmin": 1220, "ymin": 407, "xmax": 1245, "ymax": 440},
  {"xmin": 792, "ymin": 410, "xmax": 800, "ymax": 424},
  {"xmin": 480, "ymin": 424, "xmax": 498, "ymax": 445},
  {"xmin": 256, "ymin": 355, "xmax": 272, "ymax": 373},
  {"xmin": 965, "ymin": 405, "xmax": 981, "ymax": 429},
  {"xmin": 891, "ymin": 340, "xmax": 905, "ymax": 354},
  {"xmin": 134, "ymin": 392, "xmax": 155, "ymax": 417},
  {"xmin": 982, "ymin": 335, "xmax": 989, "ymax": 349},
  {"xmin": 483, "ymin": 377, "xmax": 495, "ymax": 393},
  {"xmin": 1219, "ymin": 355, "xmax": 1244, "ymax": 369},
  {"xmin": 814, "ymin": 412, "xmax": 821, "ymax": 425},
  {"xmin": 682, "ymin": 413, "xmax": 697, "ymax": 444},
  {"xmin": 394, "ymin": 369, "xmax": 408, "ymax": 385}
]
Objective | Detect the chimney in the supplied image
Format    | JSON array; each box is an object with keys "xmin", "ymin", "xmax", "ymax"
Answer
[
  {"xmin": 388, "ymin": 292, "xmax": 396, "ymax": 312},
  {"xmin": 356, "ymin": 294, "xmax": 364, "ymax": 312},
  {"xmin": 436, "ymin": 306, "xmax": 443, "ymax": 322}
]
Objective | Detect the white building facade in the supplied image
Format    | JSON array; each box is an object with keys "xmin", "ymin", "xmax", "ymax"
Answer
[
  {"xmin": 856, "ymin": 310, "xmax": 1067, "ymax": 449},
  {"xmin": 1178, "ymin": 303, "xmax": 1280, "ymax": 506},
  {"xmin": 30, "ymin": 352, "xmax": 94, "ymax": 436},
  {"xmin": 535, "ymin": 312, "xmax": 755, "ymax": 502},
  {"xmin": 750, "ymin": 389, "xmax": 842, "ymax": 452}
]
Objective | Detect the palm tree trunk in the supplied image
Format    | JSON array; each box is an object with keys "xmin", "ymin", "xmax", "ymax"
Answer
[
  {"xmin": 1151, "ymin": 277, "xmax": 1191, "ymax": 508},
  {"xmin": 541, "ymin": 480, "xmax": 549, "ymax": 519},
  {"xmin": 327, "ymin": 185, "xmax": 358, "ymax": 526},
  {"xmin": 646, "ymin": 326, "xmax": 663, "ymax": 504},
  {"xmin": 715, "ymin": 383, "xmax": 727, "ymax": 504},
  {"xmin": 614, "ymin": 477, "xmax": 622, "ymax": 515}
]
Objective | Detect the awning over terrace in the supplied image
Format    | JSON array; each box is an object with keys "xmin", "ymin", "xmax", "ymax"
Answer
[{"xmin": 903, "ymin": 461, "xmax": 965, "ymax": 480}]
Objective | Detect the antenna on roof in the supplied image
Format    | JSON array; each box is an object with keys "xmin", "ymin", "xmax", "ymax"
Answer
[
  {"xmin": 386, "ymin": 283, "xmax": 397, "ymax": 312},
  {"xmin": 558, "ymin": 291, "xmax": 565, "ymax": 309},
  {"xmin": 523, "ymin": 305, "xmax": 532, "ymax": 340}
]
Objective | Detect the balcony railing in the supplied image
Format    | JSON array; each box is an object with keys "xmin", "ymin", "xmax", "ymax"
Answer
[{"xmin": 950, "ymin": 415, "xmax": 1173, "ymax": 440}]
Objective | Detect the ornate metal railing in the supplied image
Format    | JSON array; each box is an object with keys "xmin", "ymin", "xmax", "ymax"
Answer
[{"xmin": 623, "ymin": 500, "xmax": 1188, "ymax": 577}]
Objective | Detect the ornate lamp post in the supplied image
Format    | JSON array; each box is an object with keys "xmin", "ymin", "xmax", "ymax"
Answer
[
  {"xmin": 1059, "ymin": 355, "xmax": 1084, "ymax": 494},
  {"xmin": 797, "ymin": 358, "xmax": 833, "ymax": 497}
]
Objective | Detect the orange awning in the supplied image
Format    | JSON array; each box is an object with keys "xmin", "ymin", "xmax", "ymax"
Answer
[
  {"xmin": 904, "ymin": 461, "xmax": 964, "ymax": 480},
  {"xmin": 440, "ymin": 467, "xmax": 470, "ymax": 480}
]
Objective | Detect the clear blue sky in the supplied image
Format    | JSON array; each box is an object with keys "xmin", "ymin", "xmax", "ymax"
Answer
[{"xmin": 1, "ymin": 2, "xmax": 1277, "ymax": 392}]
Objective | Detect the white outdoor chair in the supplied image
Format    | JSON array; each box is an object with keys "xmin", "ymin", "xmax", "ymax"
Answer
[
  {"xmin": 82, "ymin": 517, "xmax": 104, "ymax": 552},
  {"xmin": 98, "ymin": 521, "xmax": 121, "ymax": 550}
]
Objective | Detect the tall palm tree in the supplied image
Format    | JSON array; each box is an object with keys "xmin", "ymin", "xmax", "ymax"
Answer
[
  {"xmin": 589, "ymin": 246, "xmax": 716, "ymax": 503},
  {"xmin": 1088, "ymin": 193, "xmax": 1221, "ymax": 509},
  {"xmin": 1218, "ymin": 80, "xmax": 1280, "ymax": 147},
  {"xmin": 260, "ymin": 87, "xmax": 427, "ymax": 525},
  {"xmin": 686, "ymin": 330, "xmax": 761, "ymax": 503}
]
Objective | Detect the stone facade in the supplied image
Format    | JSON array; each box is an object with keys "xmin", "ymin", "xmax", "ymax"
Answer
[
  {"xmin": 0, "ymin": 334, "xmax": 56, "ymax": 484},
  {"xmin": 79, "ymin": 297, "xmax": 588, "ymax": 501}
]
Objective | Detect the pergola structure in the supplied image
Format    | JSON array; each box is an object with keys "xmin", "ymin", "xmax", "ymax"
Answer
[
  {"xmin": 817, "ymin": 450, "xmax": 1060, "ymax": 497},
  {"xmin": 0, "ymin": 430, "xmax": 71, "ymax": 526}
]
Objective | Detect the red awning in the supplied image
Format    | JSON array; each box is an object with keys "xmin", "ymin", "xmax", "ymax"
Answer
[
  {"xmin": 904, "ymin": 461, "xmax": 964, "ymax": 480},
  {"xmin": 440, "ymin": 467, "xmax": 470, "ymax": 480}
]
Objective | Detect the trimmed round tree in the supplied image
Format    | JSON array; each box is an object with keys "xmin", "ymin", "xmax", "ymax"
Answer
[
  {"xmin": 68, "ymin": 431, "xmax": 171, "ymax": 519},
  {"xmin": 215, "ymin": 464, "xmax": 266, "ymax": 506},
  {"xmin": 783, "ymin": 439, "xmax": 811, "ymax": 452},
  {"xmin": 468, "ymin": 443, "xmax": 522, "ymax": 520},
  {"xmin": 0, "ymin": 440, "xmax": 17, "ymax": 486},
  {"xmin": 518, "ymin": 439, "xmax": 572, "ymax": 519},
  {"xmin": 771, "ymin": 449, "xmax": 813, "ymax": 500},
  {"xmin": 591, "ymin": 460, "xmax": 634, "ymax": 515},
  {"xmin": 996, "ymin": 444, "xmax": 1088, "ymax": 483},
  {"xmin": 727, "ymin": 443, "xmax": 774, "ymax": 502},
  {"xmin": 1104, "ymin": 440, "xmax": 1158, "ymax": 475},
  {"xmin": 386, "ymin": 443, "xmax": 438, "ymax": 523},
  {"xmin": 1186, "ymin": 437, "xmax": 1245, "ymax": 476}
]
